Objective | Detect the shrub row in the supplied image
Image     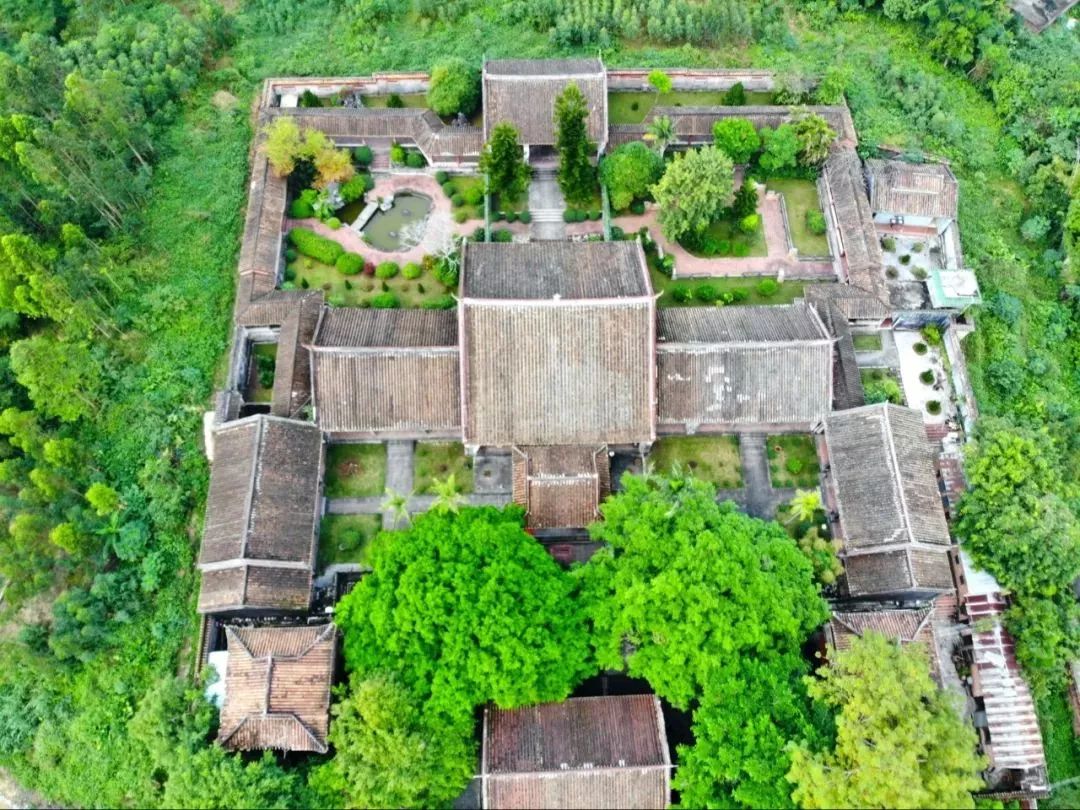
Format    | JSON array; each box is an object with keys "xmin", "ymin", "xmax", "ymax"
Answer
[
  {"xmin": 492, "ymin": 210, "xmax": 531, "ymax": 223},
  {"xmin": 288, "ymin": 228, "xmax": 343, "ymax": 265},
  {"xmin": 563, "ymin": 208, "xmax": 602, "ymax": 223}
]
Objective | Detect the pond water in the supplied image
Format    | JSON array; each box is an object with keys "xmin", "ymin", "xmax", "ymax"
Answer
[
  {"xmin": 362, "ymin": 192, "xmax": 432, "ymax": 252},
  {"xmin": 336, "ymin": 198, "xmax": 366, "ymax": 226}
]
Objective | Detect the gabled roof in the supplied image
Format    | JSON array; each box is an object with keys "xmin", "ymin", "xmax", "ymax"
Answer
[
  {"xmin": 271, "ymin": 292, "xmax": 323, "ymax": 419},
  {"xmin": 198, "ymin": 415, "xmax": 322, "ymax": 614},
  {"xmin": 512, "ymin": 445, "xmax": 610, "ymax": 530},
  {"xmin": 218, "ymin": 624, "xmax": 337, "ymax": 753},
  {"xmin": 866, "ymin": 158, "xmax": 958, "ymax": 221},
  {"xmin": 482, "ymin": 695, "xmax": 670, "ymax": 809},
  {"xmin": 482, "ymin": 59, "xmax": 606, "ymax": 145},
  {"xmin": 1008, "ymin": 0, "xmax": 1078, "ymax": 32},
  {"xmin": 313, "ymin": 307, "xmax": 458, "ymax": 347},
  {"xmin": 827, "ymin": 606, "xmax": 940, "ymax": 679},
  {"xmin": 804, "ymin": 293, "xmax": 866, "ymax": 411},
  {"xmin": 461, "ymin": 242, "xmax": 651, "ymax": 301},
  {"xmin": 656, "ymin": 304, "xmax": 833, "ymax": 430},
  {"xmin": 821, "ymin": 148, "xmax": 887, "ymax": 304},
  {"xmin": 803, "ymin": 280, "xmax": 890, "ymax": 324}
]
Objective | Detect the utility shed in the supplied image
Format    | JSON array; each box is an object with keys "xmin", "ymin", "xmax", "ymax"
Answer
[
  {"xmin": 656, "ymin": 303, "xmax": 833, "ymax": 433},
  {"xmin": 309, "ymin": 308, "xmax": 461, "ymax": 439},
  {"xmin": 482, "ymin": 58, "xmax": 607, "ymax": 149},
  {"xmin": 482, "ymin": 695, "xmax": 671, "ymax": 810},
  {"xmin": 512, "ymin": 445, "xmax": 610, "ymax": 530},
  {"xmin": 460, "ymin": 242, "xmax": 655, "ymax": 447},
  {"xmin": 218, "ymin": 624, "xmax": 337, "ymax": 753},
  {"xmin": 197, "ymin": 415, "xmax": 323, "ymax": 615},
  {"xmin": 825, "ymin": 404, "xmax": 953, "ymax": 599}
]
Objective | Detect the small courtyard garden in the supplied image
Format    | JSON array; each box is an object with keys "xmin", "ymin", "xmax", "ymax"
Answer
[
  {"xmin": 852, "ymin": 332, "xmax": 884, "ymax": 352},
  {"xmin": 318, "ymin": 513, "xmax": 382, "ymax": 570},
  {"xmin": 413, "ymin": 442, "xmax": 473, "ymax": 494},
  {"xmin": 324, "ymin": 443, "xmax": 387, "ymax": 498},
  {"xmin": 649, "ymin": 263, "xmax": 814, "ymax": 307},
  {"xmin": 649, "ymin": 436, "xmax": 743, "ymax": 489},
  {"xmin": 765, "ymin": 178, "xmax": 830, "ymax": 257},
  {"xmin": 607, "ymin": 88, "xmax": 775, "ymax": 124},
  {"xmin": 861, "ymin": 368, "xmax": 906, "ymax": 405},
  {"xmin": 766, "ymin": 435, "xmax": 821, "ymax": 488},
  {"xmin": 246, "ymin": 342, "xmax": 276, "ymax": 403}
]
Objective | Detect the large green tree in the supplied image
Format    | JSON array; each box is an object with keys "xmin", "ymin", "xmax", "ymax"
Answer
[
  {"xmin": 336, "ymin": 506, "xmax": 592, "ymax": 716},
  {"xmin": 787, "ymin": 633, "xmax": 986, "ymax": 809},
  {"xmin": 758, "ymin": 123, "xmax": 800, "ymax": 174},
  {"xmin": 554, "ymin": 82, "xmax": 596, "ymax": 205},
  {"xmin": 427, "ymin": 58, "xmax": 480, "ymax": 118},
  {"xmin": 479, "ymin": 122, "xmax": 530, "ymax": 202},
  {"xmin": 599, "ymin": 141, "xmax": 664, "ymax": 211},
  {"xmin": 579, "ymin": 473, "xmax": 828, "ymax": 709},
  {"xmin": 712, "ymin": 117, "xmax": 761, "ymax": 164},
  {"xmin": 791, "ymin": 110, "xmax": 837, "ymax": 167},
  {"xmin": 651, "ymin": 146, "xmax": 736, "ymax": 244}
]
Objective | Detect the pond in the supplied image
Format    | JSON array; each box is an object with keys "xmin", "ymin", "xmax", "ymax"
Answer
[{"xmin": 361, "ymin": 192, "xmax": 432, "ymax": 252}]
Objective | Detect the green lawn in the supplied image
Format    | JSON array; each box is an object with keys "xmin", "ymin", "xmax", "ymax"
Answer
[
  {"xmin": 766, "ymin": 435, "xmax": 821, "ymax": 489},
  {"xmin": 248, "ymin": 342, "xmax": 276, "ymax": 403},
  {"xmin": 286, "ymin": 255, "xmax": 454, "ymax": 308},
  {"xmin": 649, "ymin": 436, "xmax": 743, "ymax": 489},
  {"xmin": 361, "ymin": 92, "xmax": 428, "ymax": 108},
  {"xmin": 318, "ymin": 514, "xmax": 382, "ymax": 570},
  {"xmin": 766, "ymin": 178, "xmax": 830, "ymax": 257},
  {"xmin": 861, "ymin": 368, "xmax": 905, "ymax": 405},
  {"xmin": 852, "ymin": 333, "xmax": 884, "ymax": 352},
  {"xmin": 607, "ymin": 90, "xmax": 775, "ymax": 124},
  {"xmin": 413, "ymin": 442, "xmax": 473, "ymax": 494},
  {"xmin": 648, "ymin": 260, "xmax": 814, "ymax": 308},
  {"xmin": 325, "ymin": 443, "xmax": 387, "ymax": 498}
]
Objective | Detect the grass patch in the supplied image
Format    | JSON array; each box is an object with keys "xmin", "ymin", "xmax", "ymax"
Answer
[
  {"xmin": 318, "ymin": 514, "xmax": 382, "ymax": 570},
  {"xmin": 607, "ymin": 90, "xmax": 775, "ymax": 124},
  {"xmin": 648, "ymin": 261, "xmax": 813, "ymax": 307},
  {"xmin": 649, "ymin": 436, "xmax": 743, "ymax": 489},
  {"xmin": 688, "ymin": 216, "xmax": 768, "ymax": 258},
  {"xmin": 325, "ymin": 443, "xmax": 387, "ymax": 498},
  {"xmin": 442, "ymin": 175, "xmax": 486, "ymax": 220},
  {"xmin": 287, "ymin": 256, "xmax": 453, "ymax": 308},
  {"xmin": 766, "ymin": 178, "xmax": 830, "ymax": 257},
  {"xmin": 852, "ymin": 333, "xmax": 884, "ymax": 352},
  {"xmin": 766, "ymin": 435, "xmax": 820, "ymax": 488},
  {"xmin": 248, "ymin": 342, "xmax": 276, "ymax": 403},
  {"xmin": 361, "ymin": 92, "xmax": 428, "ymax": 108},
  {"xmin": 413, "ymin": 441, "xmax": 473, "ymax": 494}
]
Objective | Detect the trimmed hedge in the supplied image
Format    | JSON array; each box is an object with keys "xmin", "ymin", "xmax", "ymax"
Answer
[
  {"xmin": 288, "ymin": 228, "xmax": 344, "ymax": 265},
  {"xmin": 289, "ymin": 198, "xmax": 315, "ymax": 218},
  {"xmin": 435, "ymin": 170, "xmax": 449, "ymax": 184},
  {"xmin": 402, "ymin": 262, "xmax": 422, "ymax": 280},
  {"xmin": 422, "ymin": 294, "xmax": 457, "ymax": 310},
  {"xmin": 371, "ymin": 292, "xmax": 400, "ymax": 308},
  {"xmin": 336, "ymin": 252, "xmax": 364, "ymax": 275},
  {"xmin": 518, "ymin": 210, "xmax": 531, "ymax": 224},
  {"xmin": 353, "ymin": 145, "xmax": 374, "ymax": 165},
  {"xmin": 375, "ymin": 261, "xmax": 400, "ymax": 279},
  {"xmin": 326, "ymin": 217, "xmax": 342, "ymax": 230}
]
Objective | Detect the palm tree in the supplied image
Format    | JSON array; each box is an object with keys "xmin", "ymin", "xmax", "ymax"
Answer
[
  {"xmin": 787, "ymin": 489, "xmax": 823, "ymax": 525},
  {"xmin": 381, "ymin": 488, "xmax": 411, "ymax": 529},
  {"xmin": 431, "ymin": 474, "xmax": 466, "ymax": 515},
  {"xmin": 644, "ymin": 115, "xmax": 676, "ymax": 157}
]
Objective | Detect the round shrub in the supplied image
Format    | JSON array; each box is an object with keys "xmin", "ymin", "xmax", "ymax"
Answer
[
  {"xmin": 630, "ymin": 101, "xmax": 640, "ymax": 111},
  {"xmin": 300, "ymin": 277, "xmax": 310, "ymax": 289},
  {"xmin": 785, "ymin": 457, "xmax": 804, "ymax": 475},
  {"xmin": 453, "ymin": 209, "xmax": 468, "ymax": 224},
  {"xmin": 611, "ymin": 225, "xmax": 624, "ymax": 240},
  {"xmin": 371, "ymin": 292, "xmax": 399, "ymax": 309},
  {"xmin": 435, "ymin": 170, "xmax": 449, "ymax": 184},
  {"xmin": 336, "ymin": 252, "xmax": 364, "ymax": 275},
  {"xmin": 289, "ymin": 198, "xmax": 315, "ymax": 218},
  {"xmin": 422, "ymin": 294, "xmax": 457, "ymax": 310},
  {"xmin": 451, "ymin": 194, "xmax": 465, "ymax": 208},
  {"xmin": 304, "ymin": 259, "xmax": 313, "ymax": 269},
  {"xmin": 405, "ymin": 151, "xmax": 426, "ymax": 169},
  {"xmin": 881, "ymin": 236, "xmax": 896, "ymax": 252},
  {"xmin": 659, "ymin": 255, "xmax": 675, "ymax": 276},
  {"xmin": 375, "ymin": 261, "xmax": 400, "ymax": 279},
  {"xmin": 344, "ymin": 279, "xmax": 353, "ymax": 290},
  {"xmin": 671, "ymin": 287, "xmax": 693, "ymax": 304},
  {"xmin": 402, "ymin": 262, "xmax": 422, "ymax": 280},
  {"xmin": 284, "ymin": 267, "xmax": 297, "ymax": 282},
  {"xmin": 756, "ymin": 278, "xmax": 780, "ymax": 298},
  {"xmin": 442, "ymin": 182, "xmax": 456, "ymax": 197},
  {"xmin": 926, "ymin": 400, "xmax": 942, "ymax": 415},
  {"xmin": 899, "ymin": 254, "xmax": 911, "ymax": 265},
  {"xmin": 492, "ymin": 210, "xmax": 505, "ymax": 222},
  {"xmin": 493, "ymin": 228, "xmax": 513, "ymax": 243},
  {"xmin": 912, "ymin": 242, "xmax": 925, "ymax": 253},
  {"xmin": 805, "ymin": 209, "xmax": 827, "ymax": 235},
  {"xmin": 505, "ymin": 211, "xmax": 517, "ymax": 223},
  {"xmin": 280, "ymin": 281, "xmax": 297, "ymax": 290},
  {"xmin": 288, "ymin": 227, "xmax": 344, "ymax": 265},
  {"xmin": 463, "ymin": 185, "xmax": 484, "ymax": 206},
  {"xmin": 589, "ymin": 210, "xmax": 602, "ymax": 221},
  {"xmin": 353, "ymin": 145, "xmax": 374, "ymax": 166},
  {"xmin": 386, "ymin": 93, "xmax": 404, "ymax": 109},
  {"xmin": 390, "ymin": 143, "xmax": 406, "ymax": 166},
  {"xmin": 920, "ymin": 370, "xmax": 935, "ymax": 385},
  {"xmin": 716, "ymin": 239, "xmax": 731, "ymax": 256},
  {"xmin": 563, "ymin": 209, "xmax": 578, "ymax": 223},
  {"xmin": 629, "ymin": 200, "xmax": 646, "ymax": 215},
  {"xmin": 518, "ymin": 210, "xmax": 532, "ymax": 224},
  {"xmin": 886, "ymin": 267, "xmax": 899, "ymax": 279},
  {"xmin": 328, "ymin": 293, "xmax": 347, "ymax": 307},
  {"xmin": 695, "ymin": 284, "xmax": 720, "ymax": 303},
  {"xmin": 913, "ymin": 342, "xmax": 928, "ymax": 355},
  {"xmin": 739, "ymin": 213, "xmax": 760, "ymax": 234},
  {"xmin": 285, "ymin": 248, "xmax": 298, "ymax": 262},
  {"xmin": 912, "ymin": 268, "xmax": 928, "ymax": 280},
  {"xmin": 326, "ymin": 217, "xmax": 342, "ymax": 230},
  {"xmin": 340, "ymin": 174, "xmax": 369, "ymax": 203}
]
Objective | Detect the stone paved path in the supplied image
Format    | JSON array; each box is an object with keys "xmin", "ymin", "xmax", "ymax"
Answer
[
  {"xmin": 529, "ymin": 167, "xmax": 566, "ymax": 240},
  {"xmin": 382, "ymin": 440, "xmax": 414, "ymax": 528},
  {"xmin": 736, "ymin": 434, "xmax": 798, "ymax": 520}
]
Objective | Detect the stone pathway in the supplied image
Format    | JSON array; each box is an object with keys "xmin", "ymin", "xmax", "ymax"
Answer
[
  {"xmin": 736, "ymin": 434, "xmax": 797, "ymax": 520},
  {"xmin": 529, "ymin": 167, "xmax": 566, "ymax": 240},
  {"xmin": 383, "ymin": 440, "xmax": 415, "ymax": 528}
]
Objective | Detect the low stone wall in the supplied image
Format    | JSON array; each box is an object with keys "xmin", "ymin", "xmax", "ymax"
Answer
[{"xmin": 606, "ymin": 68, "xmax": 775, "ymax": 92}]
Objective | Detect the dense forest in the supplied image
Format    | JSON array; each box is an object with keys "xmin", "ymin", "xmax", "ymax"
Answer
[{"xmin": 0, "ymin": 0, "xmax": 1077, "ymax": 806}]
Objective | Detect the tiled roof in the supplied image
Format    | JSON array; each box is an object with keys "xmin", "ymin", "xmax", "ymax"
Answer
[
  {"xmin": 461, "ymin": 242, "xmax": 651, "ymax": 301},
  {"xmin": 827, "ymin": 606, "xmax": 940, "ymax": 679},
  {"xmin": 803, "ymin": 283, "xmax": 890, "ymax": 324},
  {"xmin": 482, "ymin": 695, "xmax": 670, "ymax": 810},
  {"xmin": 657, "ymin": 302, "xmax": 828, "ymax": 343},
  {"xmin": 313, "ymin": 308, "xmax": 458, "ymax": 347},
  {"xmin": 485, "ymin": 58, "xmax": 604, "ymax": 76},
  {"xmin": 218, "ymin": 624, "xmax": 336, "ymax": 753},
  {"xmin": 483, "ymin": 61, "xmax": 606, "ymax": 145},
  {"xmin": 512, "ymin": 445, "xmax": 610, "ymax": 530},
  {"xmin": 820, "ymin": 148, "xmax": 887, "ymax": 304},
  {"xmin": 866, "ymin": 159, "xmax": 958, "ymax": 221},
  {"xmin": 197, "ymin": 416, "xmax": 322, "ymax": 614},
  {"xmin": 271, "ymin": 293, "xmax": 323, "ymax": 419}
]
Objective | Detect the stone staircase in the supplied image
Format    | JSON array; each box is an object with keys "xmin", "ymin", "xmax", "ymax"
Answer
[{"xmin": 528, "ymin": 168, "xmax": 566, "ymax": 240}]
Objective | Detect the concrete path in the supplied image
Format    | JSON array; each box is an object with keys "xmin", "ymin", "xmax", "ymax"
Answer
[
  {"xmin": 736, "ymin": 434, "xmax": 799, "ymax": 520},
  {"xmin": 529, "ymin": 168, "xmax": 566, "ymax": 240},
  {"xmin": 383, "ymin": 440, "xmax": 415, "ymax": 528}
]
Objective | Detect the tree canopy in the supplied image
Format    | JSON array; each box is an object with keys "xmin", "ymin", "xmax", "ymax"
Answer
[
  {"xmin": 712, "ymin": 117, "xmax": 761, "ymax": 164},
  {"xmin": 651, "ymin": 147, "xmax": 736, "ymax": 244},
  {"xmin": 554, "ymin": 82, "xmax": 596, "ymax": 205},
  {"xmin": 758, "ymin": 123, "xmax": 800, "ymax": 174},
  {"xmin": 426, "ymin": 58, "xmax": 480, "ymax": 117},
  {"xmin": 791, "ymin": 111, "xmax": 836, "ymax": 167},
  {"xmin": 600, "ymin": 142, "xmax": 664, "ymax": 211},
  {"xmin": 787, "ymin": 632, "xmax": 985, "ymax": 809},
  {"xmin": 479, "ymin": 122, "xmax": 530, "ymax": 202}
]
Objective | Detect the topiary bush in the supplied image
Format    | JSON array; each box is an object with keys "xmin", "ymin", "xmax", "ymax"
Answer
[
  {"xmin": 756, "ymin": 278, "xmax": 780, "ymax": 298},
  {"xmin": 453, "ymin": 210, "xmax": 468, "ymax": 224},
  {"xmin": 695, "ymin": 284, "xmax": 719, "ymax": 303},
  {"xmin": 370, "ymin": 292, "xmax": 399, "ymax": 309},
  {"xmin": 422, "ymin": 294, "xmax": 457, "ymax": 310},
  {"xmin": 288, "ymin": 228, "xmax": 344, "ymax": 265},
  {"xmin": 289, "ymin": 197, "xmax": 315, "ymax": 218},
  {"xmin": 451, "ymin": 194, "xmax": 465, "ymax": 208},
  {"xmin": 920, "ymin": 370, "xmax": 935, "ymax": 385},
  {"xmin": 806, "ymin": 209, "xmax": 827, "ymax": 235},
  {"xmin": 326, "ymin": 216, "xmax": 342, "ymax": 230},
  {"xmin": 353, "ymin": 145, "xmax": 374, "ymax": 166},
  {"xmin": 336, "ymin": 252, "xmax": 364, "ymax": 275},
  {"xmin": 405, "ymin": 151, "xmax": 426, "ymax": 169},
  {"xmin": 926, "ymin": 400, "xmax": 942, "ymax": 415},
  {"xmin": 375, "ymin": 261, "xmax": 400, "ymax": 279},
  {"xmin": 435, "ymin": 170, "xmax": 449, "ymax": 184},
  {"xmin": 402, "ymin": 262, "xmax": 422, "ymax": 280}
]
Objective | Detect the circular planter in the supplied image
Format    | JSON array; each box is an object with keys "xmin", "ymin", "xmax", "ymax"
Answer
[
  {"xmin": 919, "ymin": 370, "xmax": 935, "ymax": 385},
  {"xmin": 926, "ymin": 400, "xmax": 942, "ymax": 415},
  {"xmin": 913, "ymin": 342, "xmax": 928, "ymax": 355}
]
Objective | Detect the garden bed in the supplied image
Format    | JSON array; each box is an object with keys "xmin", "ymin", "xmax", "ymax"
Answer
[
  {"xmin": 607, "ymin": 90, "xmax": 775, "ymax": 124},
  {"xmin": 649, "ymin": 436, "xmax": 742, "ymax": 488},
  {"xmin": 682, "ymin": 217, "xmax": 767, "ymax": 259},
  {"xmin": 766, "ymin": 435, "xmax": 820, "ymax": 488},
  {"xmin": 441, "ymin": 175, "xmax": 486, "ymax": 220},
  {"xmin": 413, "ymin": 441, "xmax": 473, "ymax": 494},
  {"xmin": 318, "ymin": 514, "xmax": 382, "ymax": 570},
  {"xmin": 325, "ymin": 443, "xmax": 387, "ymax": 498},
  {"xmin": 247, "ymin": 343, "xmax": 277, "ymax": 403},
  {"xmin": 860, "ymin": 368, "xmax": 905, "ymax": 405},
  {"xmin": 648, "ymin": 262, "xmax": 813, "ymax": 307},
  {"xmin": 284, "ymin": 255, "xmax": 454, "ymax": 309},
  {"xmin": 852, "ymin": 333, "xmax": 883, "ymax": 352},
  {"xmin": 766, "ymin": 178, "xmax": 830, "ymax": 256}
]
